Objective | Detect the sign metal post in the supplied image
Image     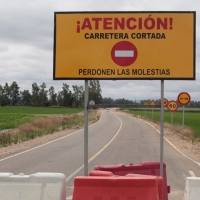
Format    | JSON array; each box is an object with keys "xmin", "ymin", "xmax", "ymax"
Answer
[
  {"xmin": 182, "ymin": 105, "xmax": 185, "ymax": 137},
  {"xmin": 171, "ymin": 112, "xmax": 173, "ymax": 131},
  {"xmin": 84, "ymin": 80, "xmax": 89, "ymax": 176},
  {"xmin": 160, "ymin": 80, "xmax": 164, "ymax": 177}
]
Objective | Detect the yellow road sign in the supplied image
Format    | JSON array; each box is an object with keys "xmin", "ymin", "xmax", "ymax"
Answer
[
  {"xmin": 159, "ymin": 98, "xmax": 168, "ymax": 107},
  {"xmin": 54, "ymin": 12, "xmax": 195, "ymax": 80},
  {"xmin": 167, "ymin": 100, "xmax": 178, "ymax": 112},
  {"xmin": 162, "ymin": 98, "xmax": 168, "ymax": 107},
  {"xmin": 177, "ymin": 92, "xmax": 191, "ymax": 105}
]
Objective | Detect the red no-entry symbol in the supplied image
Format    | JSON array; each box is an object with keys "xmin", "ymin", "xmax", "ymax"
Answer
[{"xmin": 111, "ymin": 41, "xmax": 138, "ymax": 67}]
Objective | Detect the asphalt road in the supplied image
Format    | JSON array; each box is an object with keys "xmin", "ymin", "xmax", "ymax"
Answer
[{"xmin": 0, "ymin": 110, "xmax": 200, "ymax": 200}]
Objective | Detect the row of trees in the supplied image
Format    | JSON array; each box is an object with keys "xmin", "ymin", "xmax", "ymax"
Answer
[
  {"xmin": 0, "ymin": 81, "xmax": 199, "ymax": 108},
  {"xmin": 102, "ymin": 98, "xmax": 200, "ymax": 108},
  {"xmin": 0, "ymin": 80, "xmax": 102, "ymax": 107},
  {"xmin": 102, "ymin": 97, "xmax": 135, "ymax": 105}
]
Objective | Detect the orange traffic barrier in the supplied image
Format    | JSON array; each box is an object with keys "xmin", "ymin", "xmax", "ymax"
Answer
[
  {"xmin": 94, "ymin": 161, "xmax": 170, "ymax": 200},
  {"xmin": 72, "ymin": 176, "xmax": 163, "ymax": 200}
]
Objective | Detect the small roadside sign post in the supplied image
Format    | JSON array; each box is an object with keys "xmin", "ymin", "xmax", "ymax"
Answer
[
  {"xmin": 143, "ymin": 101, "xmax": 148, "ymax": 119},
  {"xmin": 167, "ymin": 100, "xmax": 179, "ymax": 130},
  {"xmin": 177, "ymin": 92, "xmax": 191, "ymax": 136},
  {"xmin": 150, "ymin": 100, "xmax": 156, "ymax": 121}
]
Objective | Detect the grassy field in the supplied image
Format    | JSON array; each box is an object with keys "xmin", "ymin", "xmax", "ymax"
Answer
[
  {"xmin": 0, "ymin": 107, "xmax": 83, "ymax": 131},
  {"xmin": 0, "ymin": 106, "xmax": 83, "ymax": 114},
  {"xmin": 121, "ymin": 108, "xmax": 200, "ymax": 138},
  {"xmin": 0, "ymin": 107, "xmax": 100, "ymax": 147}
]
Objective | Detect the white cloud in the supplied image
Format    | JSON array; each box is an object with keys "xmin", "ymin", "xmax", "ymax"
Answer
[{"xmin": 0, "ymin": 0, "xmax": 199, "ymax": 101}]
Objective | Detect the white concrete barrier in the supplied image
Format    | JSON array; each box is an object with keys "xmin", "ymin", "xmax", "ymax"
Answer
[
  {"xmin": 0, "ymin": 172, "xmax": 66, "ymax": 200},
  {"xmin": 183, "ymin": 177, "xmax": 200, "ymax": 200}
]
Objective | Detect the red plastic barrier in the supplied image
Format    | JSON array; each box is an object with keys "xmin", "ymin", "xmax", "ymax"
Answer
[
  {"xmin": 125, "ymin": 174, "xmax": 163, "ymax": 200},
  {"xmin": 73, "ymin": 176, "xmax": 163, "ymax": 200},
  {"xmin": 89, "ymin": 170, "xmax": 115, "ymax": 176},
  {"xmin": 94, "ymin": 161, "xmax": 170, "ymax": 200}
]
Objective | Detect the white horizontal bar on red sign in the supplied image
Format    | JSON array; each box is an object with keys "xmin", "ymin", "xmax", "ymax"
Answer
[{"xmin": 115, "ymin": 50, "xmax": 134, "ymax": 57}]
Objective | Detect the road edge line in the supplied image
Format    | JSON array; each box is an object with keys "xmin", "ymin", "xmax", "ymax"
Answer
[{"xmin": 142, "ymin": 119, "xmax": 200, "ymax": 167}]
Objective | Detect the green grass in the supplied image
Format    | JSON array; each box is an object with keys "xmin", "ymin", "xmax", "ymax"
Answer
[
  {"xmin": 122, "ymin": 108, "xmax": 200, "ymax": 137},
  {"xmin": 0, "ymin": 106, "xmax": 83, "ymax": 131},
  {"xmin": 0, "ymin": 106, "xmax": 83, "ymax": 114},
  {"xmin": 0, "ymin": 107, "xmax": 100, "ymax": 147},
  {"xmin": 0, "ymin": 114, "xmax": 38, "ymax": 130}
]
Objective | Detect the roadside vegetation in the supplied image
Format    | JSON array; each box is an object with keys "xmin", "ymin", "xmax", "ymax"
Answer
[
  {"xmin": 121, "ymin": 108, "xmax": 200, "ymax": 140},
  {"xmin": 0, "ymin": 107, "xmax": 100, "ymax": 147},
  {"xmin": 0, "ymin": 107, "xmax": 83, "ymax": 131}
]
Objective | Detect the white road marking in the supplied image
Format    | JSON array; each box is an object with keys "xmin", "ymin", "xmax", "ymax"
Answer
[
  {"xmin": 66, "ymin": 195, "xmax": 72, "ymax": 200},
  {"xmin": 189, "ymin": 171, "xmax": 196, "ymax": 177},
  {"xmin": 115, "ymin": 50, "xmax": 134, "ymax": 57},
  {"xmin": 143, "ymin": 120, "xmax": 200, "ymax": 167},
  {"xmin": 66, "ymin": 114, "xmax": 122, "ymax": 182}
]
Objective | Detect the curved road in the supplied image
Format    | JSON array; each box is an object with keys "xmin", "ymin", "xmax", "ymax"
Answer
[{"xmin": 0, "ymin": 110, "xmax": 200, "ymax": 200}]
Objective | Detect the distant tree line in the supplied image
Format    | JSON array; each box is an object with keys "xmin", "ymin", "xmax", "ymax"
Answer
[
  {"xmin": 102, "ymin": 97, "xmax": 136, "ymax": 105},
  {"xmin": 1, "ymin": 81, "xmax": 199, "ymax": 108},
  {"xmin": 186, "ymin": 101, "xmax": 200, "ymax": 108},
  {"xmin": 0, "ymin": 80, "xmax": 102, "ymax": 107},
  {"xmin": 101, "ymin": 98, "xmax": 200, "ymax": 108}
]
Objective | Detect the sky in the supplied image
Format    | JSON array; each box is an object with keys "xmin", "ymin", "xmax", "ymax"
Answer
[{"xmin": 0, "ymin": 0, "xmax": 199, "ymax": 102}]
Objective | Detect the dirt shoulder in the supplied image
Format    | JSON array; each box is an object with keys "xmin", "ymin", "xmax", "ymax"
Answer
[{"xmin": 146, "ymin": 120, "xmax": 200, "ymax": 164}]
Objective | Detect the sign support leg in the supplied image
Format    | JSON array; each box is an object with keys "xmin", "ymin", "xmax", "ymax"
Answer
[
  {"xmin": 84, "ymin": 80, "xmax": 89, "ymax": 176},
  {"xmin": 160, "ymin": 80, "xmax": 164, "ymax": 177},
  {"xmin": 182, "ymin": 105, "xmax": 185, "ymax": 136},
  {"xmin": 171, "ymin": 112, "xmax": 173, "ymax": 131}
]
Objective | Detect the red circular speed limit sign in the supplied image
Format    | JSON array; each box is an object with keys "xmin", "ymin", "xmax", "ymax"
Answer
[
  {"xmin": 167, "ymin": 100, "xmax": 178, "ymax": 112},
  {"xmin": 177, "ymin": 92, "xmax": 190, "ymax": 105},
  {"xmin": 159, "ymin": 98, "xmax": 168, "ymax": 107},
  {"xmin": 164, "ymin": 98, "xmax": 168, "ymax": 107}
]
